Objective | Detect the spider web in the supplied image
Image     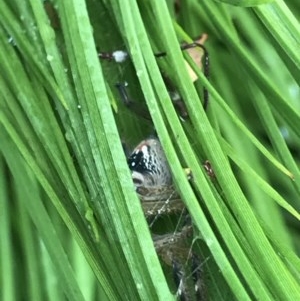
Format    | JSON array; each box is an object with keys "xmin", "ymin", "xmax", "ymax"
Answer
[{"xmin": 138, "ymin": 186, "xmax": 208, "ymax": 301}]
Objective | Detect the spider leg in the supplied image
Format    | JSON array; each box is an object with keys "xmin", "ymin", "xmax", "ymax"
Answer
[
  {"xmin": 172, "ymin": 250, "xmax": 206, "ymax": 301},
  {"xmin": 99, "ymin": 35, "xmax": 210, "ymax": 115},
  {"xmin": 98, "ymin": 50, "xmax": 128, "ymax": 62},
  {"xmin": 154, "ymin": 39, "xmax": 209, "ymax": 111},
  {"xmin": 115, "ymin": 82, "xmax": 151, "ymax": 120},
  {"xmin": 115, "ymin": 79, "xmax": 189, "ymax": 120},
  {"xmin": 162, "ymin": 76, "xmax": 189, "ymax": 119},
  {"xmin": 172, "ymin": 258, "xmax": 188, "ymax": 301},
  {"xmin": 191, "ymin": 252, "xmax": 207, "ymax": 301},
  {"xmin": 180, "ymin": 42, "xmax": 209, "ymax": 111}
]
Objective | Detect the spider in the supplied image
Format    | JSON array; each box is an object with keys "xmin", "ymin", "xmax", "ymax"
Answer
[{"xmin": 99, "ymin": 37, "xmax": 210, "ymax": 300}]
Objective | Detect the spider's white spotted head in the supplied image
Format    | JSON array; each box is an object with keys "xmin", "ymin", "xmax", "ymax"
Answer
[{"xmin": 128, "ymin": 138, "xmax": 172, "ymax": 188}]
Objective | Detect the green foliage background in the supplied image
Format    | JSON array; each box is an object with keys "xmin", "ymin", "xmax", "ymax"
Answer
[{"xmin": 0, "ymin": 0, "xmax": 299, "ymax": 300}]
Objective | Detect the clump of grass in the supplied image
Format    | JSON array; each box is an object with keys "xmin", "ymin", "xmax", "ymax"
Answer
[{"xmin": 0, "ymin": 1, "xmax": 299, "ymax": 300}]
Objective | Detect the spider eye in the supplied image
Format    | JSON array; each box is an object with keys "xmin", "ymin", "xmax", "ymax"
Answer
[{"xmin": 128, "ymin": 146, "xmax": 153, "ymax": 174}]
